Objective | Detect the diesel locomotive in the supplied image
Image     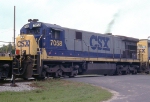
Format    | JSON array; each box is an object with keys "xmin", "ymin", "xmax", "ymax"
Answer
[{"xmin": 12, "ymin": 19, "xmax": 150, "ymax": 79}]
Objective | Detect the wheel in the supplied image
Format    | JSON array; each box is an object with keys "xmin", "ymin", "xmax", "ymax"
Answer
[
  {"xmin": 132, "ymin": 69, "xmax": 137, "ymax": 75},
  {"xmin": 134, "ymin": 70, "xmax": 137, "ymax": 74},
  {"xmin": 123, "ymin": 69, "xmax": 130, "ymax": 75},
  {"xmin": 54, "ymin": 69, "xmax": 62, "ymax": 78},
  {"xmin": 126, "ymin": 69, "xmax": 130, "ymax": 75},
  {"xmin": 117, "ymin": 70, "xmax": 122, "ymax": 75},
  {"xmin": 116, "ymin": 67, "xmax": 122, "ymax": 75}
]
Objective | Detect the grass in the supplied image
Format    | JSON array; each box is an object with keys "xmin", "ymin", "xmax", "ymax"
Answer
[{"xmin": 0, "ymin": 79, "xmax": 112, "ymax": 102}]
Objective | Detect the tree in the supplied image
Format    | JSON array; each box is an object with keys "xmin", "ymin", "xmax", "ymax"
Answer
[{"xmin": 0, "ymin": 43, "xmax": 13, "ymax": 53}]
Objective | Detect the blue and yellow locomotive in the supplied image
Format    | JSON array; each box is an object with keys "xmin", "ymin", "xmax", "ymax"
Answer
[{"xmin": 12, "ymin": 19, "xmax": 150, "ymax": 79}]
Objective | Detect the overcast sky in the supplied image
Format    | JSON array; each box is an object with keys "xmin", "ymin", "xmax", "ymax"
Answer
[{"xmin": 0, "ymin": 0, "xmax": 150, "ymax": 44}]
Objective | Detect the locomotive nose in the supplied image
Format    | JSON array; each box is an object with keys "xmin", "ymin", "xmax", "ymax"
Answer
[{"xmin": 16, "ymin": 35, "xmax": 38, "ymax": 55}]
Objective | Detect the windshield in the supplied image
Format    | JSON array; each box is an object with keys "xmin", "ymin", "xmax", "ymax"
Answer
[
  {"xmin": 21, "ymin": 28, "xmax": 40, "ymax": 35},
  {"xmin": 27, "ymin": 28, "xmax": 40, "ymax": 34}
]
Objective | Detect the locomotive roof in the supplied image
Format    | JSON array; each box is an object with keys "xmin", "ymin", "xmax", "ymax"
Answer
[
  {"xmin": 42, "ymin": 22, "xmax": 139, "ymax": 42},
  {"xmin": 42, "ymin": 22, "xmax": 111, "ymax": 36},
  {"xmin": 115, "ymin": 35, "xmax": 139, "ymax": 42},
  {"xmin": 44, "ymin": 23, "xmax": 62, "ymax": 29}
]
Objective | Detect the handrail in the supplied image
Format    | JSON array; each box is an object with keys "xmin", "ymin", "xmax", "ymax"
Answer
[{"xmin": 38, "ymin": 34, "xmax": 43, "ymax": 50}]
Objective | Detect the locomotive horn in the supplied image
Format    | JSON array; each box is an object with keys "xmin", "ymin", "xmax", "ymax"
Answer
[{"xmin": 28, "ymin": 19, "xmax": 32, "ymax": 22}]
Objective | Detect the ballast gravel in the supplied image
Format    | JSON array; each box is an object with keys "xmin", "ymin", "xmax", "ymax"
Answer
[{"xmin": 0, "ymin": 82, "xmax": 36, "ymax": 92}]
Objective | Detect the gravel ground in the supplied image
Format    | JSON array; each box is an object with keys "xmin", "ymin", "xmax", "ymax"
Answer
[{"xmin": 0, "ymin": 82, "xmax": 36, "ymax": 92}]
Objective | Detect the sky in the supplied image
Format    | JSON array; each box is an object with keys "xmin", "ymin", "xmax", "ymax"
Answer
[{"xmin": 0, "ymin": 0, "xmax": 150, "ymax": 44}]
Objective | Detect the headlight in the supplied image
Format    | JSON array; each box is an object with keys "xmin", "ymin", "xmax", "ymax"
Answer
[
  {"xmin": 33, "ymin": 23, "xmax": 41, "ymax": 27},
  {"xmin": 24, "ymin": 24, "xmax": 29, "ymax": 28},
  {"xmin": 20, "ymin": 36, "xmax": 25, "ymax": 39}
]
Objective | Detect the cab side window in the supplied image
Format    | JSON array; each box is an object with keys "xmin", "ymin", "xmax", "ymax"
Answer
[{"xmin": 51, "ymin": 29, "xmax": 60, "ymax": 39}]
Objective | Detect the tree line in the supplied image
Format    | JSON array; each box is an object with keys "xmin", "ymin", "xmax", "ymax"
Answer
[{"xmin": 0, "ymin": 43, "xmax": 14, "ymax": 53}]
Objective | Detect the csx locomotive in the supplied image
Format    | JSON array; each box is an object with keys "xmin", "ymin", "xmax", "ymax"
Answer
[{"xmin": 12, "ymin": 19, "xmax": 150, "ymax": 79}]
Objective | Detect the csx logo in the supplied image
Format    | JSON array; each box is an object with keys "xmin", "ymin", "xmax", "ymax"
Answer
[
  {"xmin": 50, "ymin": 40, "xmax": 62, "ymax": 46},
  {"xmin": 90, "ymin": 35, "xmax": 110, "ymax": 51},
  {"xmin": 17, "ymin": 40, "xmax": 30, "ymax": 47}
]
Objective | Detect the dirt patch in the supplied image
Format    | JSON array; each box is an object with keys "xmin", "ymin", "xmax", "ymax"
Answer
[
  {"xmin": 101, "ymin": 87, "xmax": 120, "ymax": 102},
  {"xmin": 90, "ymin": 84, "xmax": 120, "ymax": 102}
]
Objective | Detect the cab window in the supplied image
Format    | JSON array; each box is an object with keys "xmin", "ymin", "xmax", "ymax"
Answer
[
  {"xmin": 51, "ymin": 29, "xmax": 60, "ymax": 39},
  {"xmin": 25, "ymin": 28, "xmax": 40, "ymax": 34}
]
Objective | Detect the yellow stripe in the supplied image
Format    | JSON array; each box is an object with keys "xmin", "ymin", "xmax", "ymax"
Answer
[
  {"xmin": 0, "ymin": 57, "xmax": 13, "ymax": 60},
  {"xmin": 46, "ymin": 56, "xmax": 139, "ymax": 62},
  {"xmin": 40, "ymin": 49, "xmax": 139, "ymax": 63}
]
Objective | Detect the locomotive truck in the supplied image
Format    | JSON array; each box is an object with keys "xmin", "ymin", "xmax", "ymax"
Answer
[{"xmin": 12, "ymin": 19, "xmax": 150, "ymax": 79}]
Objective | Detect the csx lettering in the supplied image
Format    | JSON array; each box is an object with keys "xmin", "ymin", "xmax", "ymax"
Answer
[
  {"xmin": 90, "ymin": 35, "xmax": 110, "ymax": 51},
  {"xmin": 50, "ymin": 40, "xmax": 62, "ymax": 46},
  {"xmin": 139, "ymin": 49, "xmax": 145, "ymax": 53},
  {"xmin": 17, "ymin": 40, "xmax": 30, "ymax": 47}
]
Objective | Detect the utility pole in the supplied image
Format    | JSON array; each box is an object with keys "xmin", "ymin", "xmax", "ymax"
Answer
[
  {"xmin": 10, "ymin": 6, "xmax": 16, "ymax": 87},
  {"xmin": 14, "ymin": 6, "xmax": 15, "ymax": 49}
]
